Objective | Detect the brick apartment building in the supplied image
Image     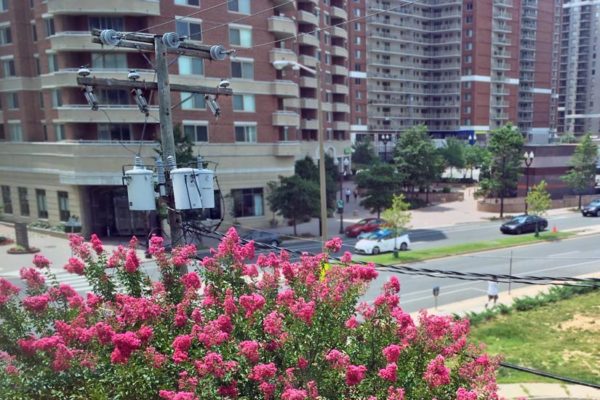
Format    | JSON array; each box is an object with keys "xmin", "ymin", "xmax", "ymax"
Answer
[
  {"xmin": 364, "ymin": 0, "xmax": 556, "ymax": 151},
  {"xmin": 0, "ymin": 0, "xmax": 352, "ymax": 237}
]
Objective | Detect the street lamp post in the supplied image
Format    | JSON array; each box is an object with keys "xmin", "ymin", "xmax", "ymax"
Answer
[
  {"xmin": 272, "ymin": 60, "xmax": 328, "ymax": 245},
  {"xmin": 380, "ymin": 133, "xmax": 391, "ymax": 162},
  {"xmin": 335, "ymin": 158, "xmax": 350, "ymax": 234},
  {"xmin": 468, "ymin": 133, "xmax": 476, "ymax": 146},
  {"xmin": 524, "ymin": 151, "xmax": 535, "ymax": 214}
]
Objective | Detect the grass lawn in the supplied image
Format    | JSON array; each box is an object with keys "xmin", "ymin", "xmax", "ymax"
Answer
[
  {"xmin": 354, "ymin": 231, "xmax": 573, "ymax": 264},
  {"xmin": 470, "ymin": 291, "xmax": 600, "ymax": 384}
]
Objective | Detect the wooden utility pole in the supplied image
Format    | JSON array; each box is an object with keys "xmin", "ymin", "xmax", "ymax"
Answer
[{"xmin": 80, "ymin": 29, "xmax": 233, "ymax": 273}]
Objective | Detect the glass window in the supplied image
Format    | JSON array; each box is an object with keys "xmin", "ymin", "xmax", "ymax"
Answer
[
  {"xmin": 0, "ymin": 0, "xmax": 7, "ymax": 11},
  {"xmin": 181, "ymin": 92, "xmax": 206, "ymax": 109},
  {"xmin": 175, "ymin": 0, "xmax": 200, "ymax": 5},
  {"xmin": 54, "ymin": 124, "xmax": 65, "ymax": 141},
  {"xmin": 0, "ymin": 25, "xmax": 11, "ymax": 44},
  {"xmin": 18, "ymin": 187, "xmax": 29, "ymax": 216},
  {"xmin": 1, "ymin": 185, "xmax": 12, "ymax": 214},
  {"xmin": 6, "ymin": 92, "xmax": 18, "ymax": 109},
  {"xmin": 36, "ymin": 189, "xmax": 48, "ymax": 219},
  {"xmin": 228, "ymin": 0, "xmax": 250, "ymax": 14},
  {"xmin": 176, "ymin": 19, "xmax": 202, "ymax": 41},
  {"xmin": 232, "ymin": 188, "xmax": 264, "ymax": 217},
  {"xmin": 97, "ymin": 88, "xmax": 129, "ymax": 104},
  {"xmin": 98, "ymin": 124, "xmax": 131, "ymax": 141},
  {"xmin": 57, "ymin": 191, "xmax": 70, "ymax": 222},
  {"xmin": 9, "ymin": 123, "xmax": 22, "ymax": 141},
  {"xmin": 31, "ymin": 23, "xmax": 37, "ymax": 42},
  {"xmin": 91, "ymin": 53, "xmax": 127, "ymax": 69},
  {"xmin": 2, "ymin": 58, "xmax": 15, "ymax": 76},
  {"xmin": 51, "ymin": 89, "xmax": 62, "ymax": 107},
  {"xmin": 235, "ymin": 124, "xmax": 257, "ymax": 142},
  {"xmin": 231, "ymin": 60, "xmax": 253, "ymax": 79},
  {"xmin": 232, "ymin": 94, "xmax": 255, "ymax": 112},
  {"xmin": 48, "ymin": 54, "xmax": 58, "ymax": 72},
  {"xmin": 229, "ymin": 26, "xmax": 252, "ymax": 47},
  {"xmin": 183, "ymin": 124, "xmax": 208, "ymax": 142},
  {"xmin": 88, "ymin": 16, "xmax": 124, "ymax": 31},
  {"xmin": 44, "ymin": 18, "xmax": 54, "ymax": 37},
  {"xmin": 178, "ymin": 56, "xmax": 204, "ymax": 75}
]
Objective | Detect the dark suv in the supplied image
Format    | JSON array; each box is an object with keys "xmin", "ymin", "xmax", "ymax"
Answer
[
  {"xmin": 581, "ymin": 199, "xmax": 600, "ymax": 217},
  {"xmin": 241, "ymin": 230, "xmax": 282, "ymax": 247}
]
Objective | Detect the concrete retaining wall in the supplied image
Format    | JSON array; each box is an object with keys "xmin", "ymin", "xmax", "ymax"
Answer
[{"xmin": 477, "ymin": 194, "xmax": 599, "ymax": 213}]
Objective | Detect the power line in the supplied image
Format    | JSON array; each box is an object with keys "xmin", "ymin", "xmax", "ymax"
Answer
[
  {"xmin": 499, "ymin": 361, "xmax": 600, "ymax": 390},
  {"xmin": 201, "ymin": 1, "xmax": 296, "ymax": 35}
]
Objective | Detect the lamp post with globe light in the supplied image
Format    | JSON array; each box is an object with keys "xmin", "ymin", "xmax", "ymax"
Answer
[
  {"xmin": 272, "ymin": 60, "xmax": 328, "ymax": 245},
  {"xmin": 380, "ymin": 133, "xmax": 391, "ymax": 162},
  {"xmin": 335, "ymin": 157, "xmax": 350, "ymax": 234},
  {"xmin": 524, "ymin": 151, "xmax": 535, "ymax": 214}
]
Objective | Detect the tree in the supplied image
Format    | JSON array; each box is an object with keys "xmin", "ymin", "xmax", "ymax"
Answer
[
  {"xmin": 477, "ymin": 124, "xmax": 524, "ymax": 218},
  {"xmin": 526, "ymin": 180, "xmax": 551, "ymax": 237},
  {"xmin": 154, "ymin": 124, "xmax": 195, "ymax": 166},
  {"xmin": 559, "ymin": 132, "xmax": 578, "ymax": 144},
  {"xmin": 439, "ymin": 137, "xmax": 465, "ymax": 178},
  {"xmin": 464, "ymin": 145, "xmax": 490, "ymax": 180},
  {"xmin": 561, "ymin": 134, "xmax": 598, "ymax": 209},
  {"xmin": 393, "ymin": 125, "xmax": 443, "ymax": 198},
  {"xmin": 355, "ymin": 164, "xmax": 401, "ymax": 218},
  {"xmin": 269, "ymin": 175, "xmax": 319, "ymax": 236},
  {"xmin": 381, "ymin": 194, "xmax": 412, "ymax": 257},
  {"xmin": 294, "ymin": 155, "xmax": 337, "ymax": 213},
  {"xmin": 351, "ymin": 138, "xmax": 379, "ymax": 172}
]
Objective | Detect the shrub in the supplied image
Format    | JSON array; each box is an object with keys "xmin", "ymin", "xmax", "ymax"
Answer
[{"xmin": 0, "ymin": 230, "xmax": 500, "ymax": 399}]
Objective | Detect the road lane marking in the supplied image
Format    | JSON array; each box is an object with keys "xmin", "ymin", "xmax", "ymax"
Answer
[
  {"xmin": 548, "ymin": 251, "xmax": 578, "ymax": 257},
  {"xmin": 400, "ymin": 287, "xmax": 486, "ymax": 305}
]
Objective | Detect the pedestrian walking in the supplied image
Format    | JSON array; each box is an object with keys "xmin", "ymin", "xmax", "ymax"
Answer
[
  {"xmin": 345, "ymin": 188, "xmax": 351, "ymax": 203},
  {"xmin": 353, "ymin": 189, "xmax": 358, "ymax": 201},
  {"xmin": 485, "ymin": 277, "xmax": 499, "ymax": 308}
]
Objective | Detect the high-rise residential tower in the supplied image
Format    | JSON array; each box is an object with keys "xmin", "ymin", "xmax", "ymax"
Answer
[{"xmin": 0, "ymin": 0, "xmax": 351, "ymax": 236}]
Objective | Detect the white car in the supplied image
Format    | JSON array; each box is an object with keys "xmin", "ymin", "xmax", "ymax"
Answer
[{"xmin": 354, "ymin": 229, "xmax": 410, "ymax": 255}]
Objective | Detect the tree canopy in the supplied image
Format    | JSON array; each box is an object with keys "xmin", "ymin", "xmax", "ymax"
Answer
[
  {"xmin": 526, "ymin": 180, "xmax": 551, "ymax": 236},
  {"xmin": 561, "ymin": 134, "xmax": 598, "ymax": 209},
  {"xmin": 268, "ymin": 175, "xmax": 320, "ymax": 235},
  {"xmin": 355, "ymin": 163, "xmax": 401, "ymax": 218},
  {"xmin": 351, "ymin": 138, "xmax": 379, "ymax": 171},
  {"xmin": 381, "ymin": 194, "xmax": 412, "ymax": 256},
  {"xmin": 439, "ymin": 137, "xmax": 465, "ymax": 177}
]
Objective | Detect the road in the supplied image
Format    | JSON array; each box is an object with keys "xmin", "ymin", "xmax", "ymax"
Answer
[{"xmin": 363, "ymin": 233, "xmax": 600, "ymax": 313}]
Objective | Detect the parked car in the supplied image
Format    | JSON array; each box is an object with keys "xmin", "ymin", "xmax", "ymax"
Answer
[
  {"xmin": 500, "ymin": 215, "xmax": 548, "ymax": 234},
  {"xmin": 581, "ymin": 199, "xmax": 600, "ymax": 217},
  {"xmin": 345, "ymin": 218, "xmax": 387, "ymax": 238},
  {"xmin": 241, "ymin": 230, "xmax": 282, "ymax": 246},
  {"xmin": 354, "ymin": 228, "xmax": 410, "ymax": 255}
]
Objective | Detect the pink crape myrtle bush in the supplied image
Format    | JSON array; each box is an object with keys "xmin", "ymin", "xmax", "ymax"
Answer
[{"xmin": 0, "ymin": 229, "xmax": 501, "ymax": 399}]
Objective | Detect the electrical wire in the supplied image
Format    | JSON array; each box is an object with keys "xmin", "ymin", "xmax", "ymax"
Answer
[
  {"xmin": 499, "ymin": 361, "xmax": 600, "ymax": 390},
  {"xmin": 98, "ymin": 108, "xmax": 137, "ymax": 156},
  {"xmin": 201, "ymin": 1, "xmax": 296, "ymax": 35}
]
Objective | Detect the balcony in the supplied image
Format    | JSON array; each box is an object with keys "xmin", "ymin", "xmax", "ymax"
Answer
[
  {"xmin": 332, "ymin": 121, "xmax": 350, "ymax": 131},
  {"xmin": 271, "ymin": 80, "xmax": 299, "ymax": 98},
  {"xmin": 332, "ymin": 83, "xmax": 349, "ymax": 94},
  {"xmin": 297, "ymin": 33, "xmax": 319, "ymax": 48},
  {"xmin": 300, "ymin": 98, "xmax": 318, "ymax": 109},
  {"xmin": 332, "ymin": 102, "xmax": 350, "ymax": 113},
  {"xmin": 47, "ymin": 0, "xmax": 160, "ymax": 15},
  {"xmin": 56, "ymin": 105, "xmax": 160, "ymax": 123},
  {"xmin": 268, "ymin": 16, "xmax": 297, "ymax": 39},
  {"xmin": 50, "ymin": 31, "xmax": 115, "ymax": 52},
  {"xmin": 297, "ymin": 10, "xmax": 318, "ymax": 26},
  {"xmin": 491, "ymin": 112, "xmax": 509, "ymax": 120},
  {"xmin": 330, "ymin": 6, "xmax": 348, "ymax": 20},
  {"xmin": 271, "ymin": 0, "xmax": 297, "ymax": 11},
  {"xmin": 269, "ymin": 48, "xmax": 297, "ymax": 64},
  {"xmin": 331, "ymin": 64, "xmax": 348, "ymax": 76},
  {"xmin": 301, "ymin": 119, "xmax": 319, "ymax": 130},
  {"xmin": 491, "ymin": 100, "xmax": 509, "ymax": 107},
  {"xmin": 492, "ymin": 61, "xmax": 510, "ymax": 71},
  {"xmin": 492, "ymin": 23, "xmax": 512, "ymax": 33},
  {"xmin": 272, "ymin": 111, "xmax": 300, "ymax": 126},
  {"xmin": 331, "ymin": 45, "xmax": 349, "ymax": 58},
  {"xmin": 298, "ymin": 55, "xmax": 318, "ymax": 68},
  {"xmin": 299, "ymin": 76, "xmax": 317, "ymax": 88},
  {"xmin": 331, "ymin": 26, "xmax": 348, "ymax": 40},
  {"xmin": 274, "ymin": 142, "xmax": 300, "ymax": 157},
  {"xmin": 41, "ymin": 68, "xmax": 154, "ymax": 88}
]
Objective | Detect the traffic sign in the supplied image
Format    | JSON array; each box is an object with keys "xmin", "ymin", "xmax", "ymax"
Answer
[{"xmin": 337, "ymin": 199, "xmax": 344, "ymax": 209}]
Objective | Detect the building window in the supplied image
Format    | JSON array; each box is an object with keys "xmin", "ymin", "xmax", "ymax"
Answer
[
  {"xmin": 88, "ymin": 16, "xmax": 124, "ymax": 31},
  {"xmin": 354, "ymin": 22, "xmax": 361, "ymax": 31},
  {"xmin": 48, "ymin": 54, "xmax": 58, "ymax": 72},
  {"xmin": 231, "ymin": 188, "xmax": 264, "ymax": 217},
  {"xmin": 232, "ymin": 94, "xmax": 255, "ymax": 112},
  {"xmin": 34, "ymin": 55, "xmax": 40, "ymax": 75},
  {"xmin": 31, "ymin": 22, "xmax": 37, "ymax": 42},
  {"xmin": 55, "ymin": 124, "xmax": 65, "ymax": 141},
  {"xmin": 180, "ymin": 92, "xmax": 206, "ymax": 109},
  {"xmin": 229, "ymin": 25, "xmax": 252, "ymax": 47},
  {"xmin": 1, "ymin": 186, "xmax": 12, "ymax": 214},
  {"xmin": 97, "ymin": 88, "xmax": 129, "ymax": 105},
  {"xmin": 98, "ymin": 124, "xmax": 131, "ymax": 141},
  {"xmin": 6, "ymin": 92, "xmax": 18, "ymax": 109},
  {"xmin": 176, "ymin": 19, "xmax": 202, "ymax": 41},
  {"xmin": 51, "ymin": 89, "xmax": 62, "ymax": 107},
  {"xmin": 183, "ymin": 123, "xmax": 208, "ymax": 142},
  {"xmin": 355, "ymin": 50, "xmax": 361, "ymax": 59},
  {"xmin": 2, "ymin": 58, "xmax": 15, "ymax": 77},
  {"xmin": 0, "ymin": 25, "xmax": 11, "ymax": 45},
  {"xmin": 8, "ymin": 123, "xmax": 22, "ymax": 141},
  {"xmin": 0, "ymin": 0, "xmax": 7, "ymax": 12},
  {"xmin": 178, "ymin": 56, "xmax": 204, "ymax": 75},
  {"xmin": 18, "ymin": 187, "xmax": 29, "ymax": 216},
  {"xmin": 44, "ymin": 18, "xmax": 55, "ymax": 37},
  {"xmin": 231, "ymin": 59, "xmax": 253, "ymax": 79},
  {"xmin": 175, "ymin": 0, "xmax": 200, "ymax": 5},
  {"xmin": 228, "ymin": 0, "xmax": 250, "ymax": 14},
  {"xmin": 234, "ymin": 124, "xmax": 257, "ymax": 142},
  {"xmin": 36, "ymin": 189, "xmax": 48, "ymax": 219},
  {"xmin": 57, "ymin": 191, "xmax": 70, "ymax": 222},
  {"xmin": 92, "ymin": 53, "xmax": 127, "ymax": 69}
]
